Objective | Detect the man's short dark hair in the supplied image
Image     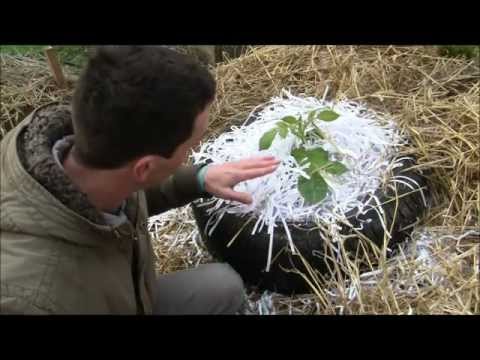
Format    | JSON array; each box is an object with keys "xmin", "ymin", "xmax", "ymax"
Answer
[{"xmin": 72, "ymin": 46, "xmax": 216, "ymax": 169}]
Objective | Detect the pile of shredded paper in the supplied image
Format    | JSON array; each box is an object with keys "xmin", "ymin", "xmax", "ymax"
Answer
[{"xmin": 191, "ymin": 90, "xmax": 427, "ymax": 270}]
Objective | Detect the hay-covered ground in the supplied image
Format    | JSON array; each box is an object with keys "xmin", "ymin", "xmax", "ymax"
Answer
[{"xmin": 1, "ymin": 46, "xmax": 478, "ymax": 314}]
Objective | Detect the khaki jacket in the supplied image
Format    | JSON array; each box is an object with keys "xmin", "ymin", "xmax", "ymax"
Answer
[{"xmin": 0, "ymin": 106, "xmax": 206, "ymax": 314}]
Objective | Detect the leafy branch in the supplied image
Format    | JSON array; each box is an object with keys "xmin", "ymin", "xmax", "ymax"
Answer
[{"xmin": 259, "ymin": 108, "xmax": 348, "ymax": 204}]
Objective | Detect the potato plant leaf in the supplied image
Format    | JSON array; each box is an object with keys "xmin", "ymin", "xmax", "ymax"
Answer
[
  {"xmin": 298, "ymin": 173, "xmax": 328, "ymax": 204},
  {"xmin": 317, "ymin": 109, "xmax": 340, "ymax": 122},
  {"xmin": 259, "ymin": 128, "xmax": 278, "ymax": 150}
]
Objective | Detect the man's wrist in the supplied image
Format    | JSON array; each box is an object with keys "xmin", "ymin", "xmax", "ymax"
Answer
[{"xmin": 196, "ymin": 164, "xmax": 210, "ymax": 193}]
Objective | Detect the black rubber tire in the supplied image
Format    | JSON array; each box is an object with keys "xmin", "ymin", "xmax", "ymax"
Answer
[
  {"xmin": 192, "ymin": 112, "xmax": 432, "ymax": 295},
  {"xmin": 192, "ymin": 157, "xmax": 431, "ymax": 294}
]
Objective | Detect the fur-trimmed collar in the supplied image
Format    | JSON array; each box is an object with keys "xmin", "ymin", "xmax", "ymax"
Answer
[{"xmin": 17, "ymin": 104, "xmax": 106, "ymax": 225}]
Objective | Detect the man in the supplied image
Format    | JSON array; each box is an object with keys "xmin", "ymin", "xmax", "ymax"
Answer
[{"xmin": 0, "ymin": 46, "xmax": 279, "ymax": 314}]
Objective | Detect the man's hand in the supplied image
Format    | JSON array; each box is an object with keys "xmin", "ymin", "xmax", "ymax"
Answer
[{"xmin": 204, "ymin": 156, "xmax": 280, "ymax": 204}]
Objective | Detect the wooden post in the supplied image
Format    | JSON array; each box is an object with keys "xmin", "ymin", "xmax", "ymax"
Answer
[{"xmin": 44, "ymin": 46, "xmax": 66, "ymax": 89}]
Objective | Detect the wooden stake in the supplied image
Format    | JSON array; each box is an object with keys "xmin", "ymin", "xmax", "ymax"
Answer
[{"xmin": 44, "ymin": 46, "xmax": 66, "ymax": 89}]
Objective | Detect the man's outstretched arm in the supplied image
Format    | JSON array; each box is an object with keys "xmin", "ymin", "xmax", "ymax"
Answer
[{"xmin": 145, "ymin": 156, "xmax": 280, "ymax": 216}]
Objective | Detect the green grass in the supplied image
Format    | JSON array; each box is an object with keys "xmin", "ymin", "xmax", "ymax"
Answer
[
  {"xmin": 0, "ymin": 45, "xmax": 89, "ymax": 68},
  {"xmin": 438, "ymin": 45, "xmax": 480, "ymax": 60}
]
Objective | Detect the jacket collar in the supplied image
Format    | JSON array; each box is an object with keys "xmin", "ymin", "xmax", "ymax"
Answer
[{"xmin": 1, "ymin": 103, "xmax": 141, "ymax": 247}]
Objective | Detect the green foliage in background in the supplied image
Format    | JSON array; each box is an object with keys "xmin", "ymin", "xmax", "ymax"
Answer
[
  {"xmin": 438, "ymin": 45, "xmax": 479, "ymax": 60},
  {"xmin": 0, "ymin": 45, "xmax": 89, "ymax": 68}
]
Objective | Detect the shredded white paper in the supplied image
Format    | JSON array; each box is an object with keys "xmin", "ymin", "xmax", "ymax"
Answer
[{"xmin": 192, "ymin": 90, "xmax": 423, "ymax": 271}]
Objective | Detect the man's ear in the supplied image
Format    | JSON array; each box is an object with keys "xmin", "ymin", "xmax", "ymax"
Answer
[{"xmin": 132, "ymin": 155, "xmax": 158, "ymax": 184}]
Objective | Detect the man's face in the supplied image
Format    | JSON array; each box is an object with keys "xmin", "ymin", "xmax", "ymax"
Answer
[{"xmin": 137, "ymin": 103, "xmax": 211, "ymax": 187}]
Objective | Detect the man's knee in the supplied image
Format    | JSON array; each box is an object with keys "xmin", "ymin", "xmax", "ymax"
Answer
[
  {"xmin": 154, "ymin": 262, "xmax": 246, "ymax": 314},
  {"xmin": 202, "ymin": 263, "xmax": 245, "ymax": 313}
]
